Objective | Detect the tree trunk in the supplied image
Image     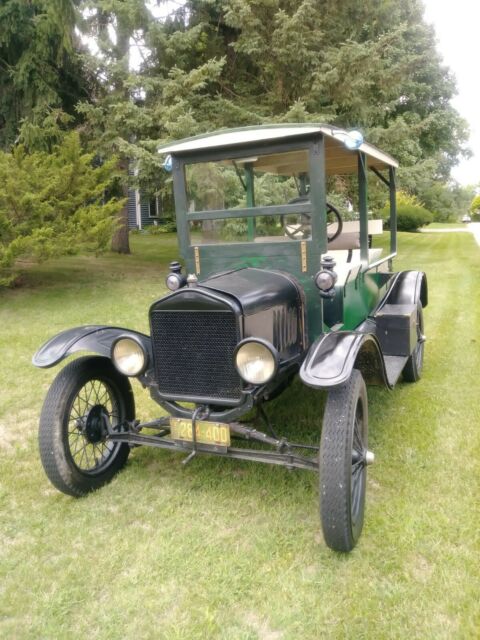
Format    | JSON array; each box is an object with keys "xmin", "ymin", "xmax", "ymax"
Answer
[
  {"xmin": 110, "ymin": 12, "xmax": 131, "ymax": 255},
  {"xmin": 111, "ymin": 194, "xmax": 130, "ymax": 254}
]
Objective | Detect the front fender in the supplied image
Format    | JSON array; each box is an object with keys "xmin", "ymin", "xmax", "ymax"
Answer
[
  {"xmin": 32, "ymin": 325, "xmax": 152, "ymax": 369},
  {"xmin": 300, "ymin": 332, "xmax": 390, "ymax": 389}
]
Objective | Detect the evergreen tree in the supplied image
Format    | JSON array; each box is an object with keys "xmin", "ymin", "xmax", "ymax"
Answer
[
  {"xmin": 75, "ymin": 0, "xmax": 470, "ymax": 234},
  {"xmin": 0, "ymin": 0, "xmax": 91, "ymax": 148},
  {"xmin": 143, "ymin": 0, "xmax": 468, "ymax": 196},
  {"xmin": 76, "ymin": 0, "xmax": 152, "ymax": 253},
  {"xmin": 77, "ymin": 0, "xmax": 229, "ymax": 251}
]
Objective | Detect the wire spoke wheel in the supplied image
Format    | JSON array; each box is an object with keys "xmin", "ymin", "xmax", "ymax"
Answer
[
  {"xmin": 319, "ymin": 369, "xmax": 368, "ymax": 552},
  {"xmin": 67, "ymin": 379, "xmax": 120, "ymax": 474},
  {"xmin": 403, "ymin": 302, "xmax": 425, "ymax": 382},
  {"xmin": 39, "ymin": 356, "xmax": 135, "ymax": 497}
]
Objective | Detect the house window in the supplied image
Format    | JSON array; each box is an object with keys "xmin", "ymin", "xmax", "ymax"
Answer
[{"xmin": 149, "ymin": 196, "xmax": 163, "ymax": 218}]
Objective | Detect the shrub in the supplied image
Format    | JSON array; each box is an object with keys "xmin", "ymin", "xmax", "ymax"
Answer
[
  {"xmin": 395, "ymin": 204, "xmax": 433, "ymax": 231},
  {"xmin": 0, "ymin": 132, "xmax": 123, "ymax": 286},
  {"xmin": 147, "ymin": 219, "xmax": 177, "ymax": 234},
  {"xmin": 470, "ymin": 195, "xmax": 480, "ymax": 220},
  {"xmin": 381, "ymin": 191, "xmax": 433, "ymax": 232}
]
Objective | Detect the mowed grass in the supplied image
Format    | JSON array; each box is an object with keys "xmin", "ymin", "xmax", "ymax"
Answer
[
  {"xmin": 1, "ymin": 231, "xmax": 479, "ymax": 639},
  {"xmin": 427, "ymin": 222, "xmax": 468, "ymax": 229}
]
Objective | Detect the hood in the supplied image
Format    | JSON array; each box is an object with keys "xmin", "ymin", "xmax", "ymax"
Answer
[{"xmin": 201, "ymin": 267, "xmax": 303, "ymax": 316}]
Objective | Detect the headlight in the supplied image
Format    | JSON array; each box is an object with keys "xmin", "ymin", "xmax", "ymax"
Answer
[
  {"xmin": 234, "ymin": 339, "xmax": 278, "ymax": 385},
  {"xmin": 112, "ymin": 337, "xmax": 147, "ymax": 376}
]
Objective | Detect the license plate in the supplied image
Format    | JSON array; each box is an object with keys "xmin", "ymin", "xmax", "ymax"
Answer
[{"xmin": 170, "ymin": 418, "xmax": 231, "ymax": 447}]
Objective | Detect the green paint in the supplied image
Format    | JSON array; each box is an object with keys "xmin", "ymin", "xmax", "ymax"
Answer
[
  {"xmin": 245, "ymin": 163, "xmax": 256, "ymax": 241},
  {"xmin": 358, "ymin": 152, "xmax": 369, "ymax": 264},
  {"xmin": 389, "ymin": 166, "xmax": 397, "ymax": 255}
]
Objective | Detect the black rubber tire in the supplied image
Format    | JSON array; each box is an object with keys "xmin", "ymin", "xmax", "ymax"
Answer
[
  {"xmin": 403, "ymin": 302, "xmax": 424, "ymax": 382},
  {"xmin": 319, "ymin": 369, "xmax": 368, "ymax": 552},
  {"xmin": 38, "ymin": 356, "xmax": 135, "ymax": 497}
]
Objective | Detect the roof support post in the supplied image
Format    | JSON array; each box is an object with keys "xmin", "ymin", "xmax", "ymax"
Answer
[
  {"xmin": 389, "ymin": 166, "xmax": 397, "ymax": 256},
  {"xmin": 358, "ymin": 152, "xmax": 369, "ymax": 264},
  {"xmin": 309, "ymin": 135, "xmax": 327, "ymax": 257},
  {"xmin": 172, "ymin": 158, "xmax": 190, "ymax": 262},
  {"xmin": 245, "ymin": 163, "xmax": 256, "ymax": 241}
]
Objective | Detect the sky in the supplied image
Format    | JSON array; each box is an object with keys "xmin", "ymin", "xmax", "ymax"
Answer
[{"xmin": 422, "ymin": 0, "xmax": 479, "ymax": 185}]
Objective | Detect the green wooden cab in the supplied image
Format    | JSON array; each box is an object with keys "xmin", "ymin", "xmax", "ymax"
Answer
[{"xmin": 160, "ymin": 124, "xmax": 400, "ymax": 340}]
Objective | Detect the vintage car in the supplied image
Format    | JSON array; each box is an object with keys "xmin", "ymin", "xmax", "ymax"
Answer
[{"xmin": 33, "ymin": 124, "xmax": 427, "ymax": 552}]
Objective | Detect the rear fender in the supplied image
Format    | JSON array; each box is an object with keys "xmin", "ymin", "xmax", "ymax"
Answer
[
  {"xmin": 32, "ymin": 325, "xmax": 152, "ymax": 369},
  {"xmin": 381, "ymin": 270, "xmax": 428, "ymax": 309},
  {"xmin": 300, "ymin": 332, "xmax": 390, "ymax": 389}
]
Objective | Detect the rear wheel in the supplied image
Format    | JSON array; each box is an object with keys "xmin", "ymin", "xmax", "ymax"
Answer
[
  {"xmin": 403, "ymin": 302, "xmax": 425, "ymax": 382},
  {"xmin": 39, "ymin": 356, "xmax": 135, "ymax": 497},
  {"xmin": 319, "ymin": 369, "xmax": 369, "ymax": 552}
]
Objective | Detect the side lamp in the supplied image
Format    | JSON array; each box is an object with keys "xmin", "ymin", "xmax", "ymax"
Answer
[
  {"xmin": 166, "ymin": 261, "xmax": 186, "ymax": 291},
  {"xmin": 314, "ymin": 256, "xmax": 338, "ymax": 299}
]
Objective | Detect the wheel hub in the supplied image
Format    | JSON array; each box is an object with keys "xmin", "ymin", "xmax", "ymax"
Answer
[
  {"xmin": 84, "ymin": 404, "xmax": 109, "ymax": 443},
  {"xmin": 352, "ymin": 449, "xmax": 375, "ymax": 466}
]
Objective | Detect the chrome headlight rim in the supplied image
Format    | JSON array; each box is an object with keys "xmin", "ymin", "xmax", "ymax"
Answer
[
  {"xmin": 314, "ymin": 268, "xmax": 337, "ymax": 292},
  {"xmin": 234, "ymin": 338, "xmax": 279, "ymax": 386},
  {"xmin": 165, "ymin": 272, "xmax": 186, "ymax": 292},
  {"xmin": 111, "ymin": 335, "xmax": 148, "ymax": 377}
]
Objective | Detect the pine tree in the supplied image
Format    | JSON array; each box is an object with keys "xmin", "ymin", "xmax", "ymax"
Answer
[
  {"xmin": 0, "ymin": 0, "xmax": 91, "ymax": 148},
  {"xmin": 76, "ymin": 0, "xmax": 232, "ymax": 252},
  {"xmin": 142, "ymin": 0, "xmax": 468, "ymax": 196}
]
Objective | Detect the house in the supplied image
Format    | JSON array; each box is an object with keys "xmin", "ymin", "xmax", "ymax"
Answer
[{"xmin": 127, "ymin": 187, "xmax": 175, "ymax": 230}]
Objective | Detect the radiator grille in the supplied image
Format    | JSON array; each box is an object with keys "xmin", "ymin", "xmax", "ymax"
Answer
[{"xmin": 151, "ymin": 310, "xmax": 242, "ymax": 402}]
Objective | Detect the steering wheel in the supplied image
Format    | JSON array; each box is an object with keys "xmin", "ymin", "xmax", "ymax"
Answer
[{"xmin": 283, "ymin": 197, "xmax": 343, "ymax": 243}]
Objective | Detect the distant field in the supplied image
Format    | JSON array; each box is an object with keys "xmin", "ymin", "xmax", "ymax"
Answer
[{"xmin": 1, "ymin": 232, "xmax": 479, "ymax": 639}]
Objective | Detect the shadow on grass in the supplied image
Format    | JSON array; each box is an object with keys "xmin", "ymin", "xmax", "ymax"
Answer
[
  {"xmin": 122, "ymin": 374, "xmax": 407, "ymax": 515},
  {"xmin": 7, "ymin": 233, "xmax": 179, "ymax": 291}
]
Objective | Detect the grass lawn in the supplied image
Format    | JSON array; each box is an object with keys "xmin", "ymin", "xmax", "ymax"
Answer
[
  {"xmin": 1, "ymin": 232, "xmax": 479, "ymax": 639},
  {"xmin": 427, "ymin": 222, "xmax": 468, "ymax": 229}
]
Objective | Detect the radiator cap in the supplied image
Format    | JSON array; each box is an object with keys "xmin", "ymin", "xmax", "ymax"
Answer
[{"xmin": 187, "ymin": 274, "xmax": 198, "ymax": 287}]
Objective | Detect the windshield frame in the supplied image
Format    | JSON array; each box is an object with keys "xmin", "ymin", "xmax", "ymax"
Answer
[{"xmin": 170, "ymin": 135, "xmax": 328, "ymax": 277}]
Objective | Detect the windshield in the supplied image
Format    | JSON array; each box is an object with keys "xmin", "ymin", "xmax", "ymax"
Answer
[{"xmin": 184, "ymin": 149, "xmax": 330, "ymax": 245}]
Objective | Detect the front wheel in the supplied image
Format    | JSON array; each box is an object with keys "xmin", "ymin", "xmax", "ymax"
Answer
[
  {"xmin": 319, "ymin": 369, "xmax": 369, "ymax": 552},
  {"xmin": 38, "ymin": 356, "xmax": 135, "ymax": 497}
]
